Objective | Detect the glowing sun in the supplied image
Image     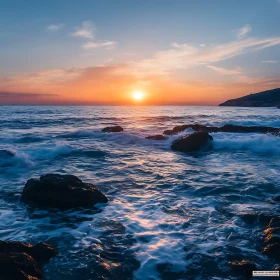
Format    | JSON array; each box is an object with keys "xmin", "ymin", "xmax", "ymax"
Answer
[{"xmin": 133, "ymin": 91, "xmax": 144, "ymax": 101}]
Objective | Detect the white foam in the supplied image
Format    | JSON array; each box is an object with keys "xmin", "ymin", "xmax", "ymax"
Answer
[{"xmin": 212, "ymin": 133, "xmax": 280, "ymax": 154}]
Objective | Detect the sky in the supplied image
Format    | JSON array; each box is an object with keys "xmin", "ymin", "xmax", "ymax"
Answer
[{"xmin": 0, "ymin": 0, "xmax": 280, "ymax": 105}]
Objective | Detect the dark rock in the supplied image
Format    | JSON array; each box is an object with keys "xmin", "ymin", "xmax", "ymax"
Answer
[
  {"xmin": 171, "ymin": 132, "xmax": 213, "ymax": 152},
  {"xmin": 267, "ymin": 217, "xmax": 280, "ymax": 229},
  {"xmin": 163, "ymin": 123, "xmax": 280, "ymax": 135},
  {"xmin": 0, "ymin": 241, "xmax": 58, "ymax": 263},
  {"xmin": 21, "ymin": 174, "xmax": 108, "ymax": 209},
  {"xmin": 219, "ymin": 124, "xmax": 279, "ymax": 134},
  {"xmin": 145, "ymin": 135, "xmax": 167, "ymax": 140},
  {"xmin": 228, "ymin": 260, "xmax": 257, "ymax": 278},
  {"xmin": 239, "ymin": 211, "xmax": 276, "ymax": 225},
  {"xmin": 0, "ymin": 241, "xmax": 58, "ymax": 280},
  {"xmin": 262, "ymin": 243, "xmax": 280, "ymax": 258},
  {"xmin": 262, "ymin": 217, "xmax": 280, "ymax": 259},
  {"xmin": 163, "ymin": 129, "xmax": 174, "ymax": 135},
  {"xmin": 102, "ymin": 126, "xmax": 123, "ymax": 133}
]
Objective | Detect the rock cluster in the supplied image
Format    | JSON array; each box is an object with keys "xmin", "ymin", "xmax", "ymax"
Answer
[{"xmin": 0, "ymin": 241, "xmax": 58, "ymax": 280}]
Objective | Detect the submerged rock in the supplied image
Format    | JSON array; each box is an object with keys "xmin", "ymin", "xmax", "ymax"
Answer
[
  {"xmin": 0, "ymin": 240, "xmax": 58, "ymax": 280},
  {"xmin": 171, "ymin": 132, "xmax": 213, "ymax": 152},
  {"xmin": 228, "ymin": 260, "xmax": 257, "ymax": 278},
  {"xmin": 102, "ymin": 126, "xmax": 123, "ymax": 133},
  {"xmin": 21, "ymin": 174, "xmax": 108, "ymax": 209},
  {"xmin": 145, "ymin": 135, "xmax": 167, "ymax": 140}
]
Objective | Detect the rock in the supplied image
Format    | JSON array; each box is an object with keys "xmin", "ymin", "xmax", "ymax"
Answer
[
  {"xmin": 238, "ymin": 211, "xmax": 275, "ymax": 225},
  {"xmin": 219, "ymin": 124, "xmax": 279, "ymax": 134},
  {"xmin": 102, "ymin": 126, "xmax": 123, "ymax": 133},
  {"xmin": 163, "ymin": 129, "xmax": 174, "ymax": 135},
  {"xmin": 145, "ymin": 135, "xmax": 167, "ymax": 140},
  {"xmin": 163, "ymin": 124, "xmax": 214, "ymax": 135},
  {"xmin": 163, "ymin": 123, "xmax": 280, "ymax": 135},
  {"xmin": 262, "ymin": 243, "xmax": 280, "ymax": 258},
  {"xmin": 228, "ymin": 260, "xmax": 257, "ymax": 278},
  {"xmin": 262, "ymin": 217, "xmax": 280, "ymax": 259},
  {"xmin": 171, "ymin": 132, "xmax": 213, "ymax": 152},
  {"xmin": 21, "ymin": 174, "xmax": 108, "ymax": 209},
  {"xmin": 0, "ymin": 241, "xmax": 58, "ymax": 280}
]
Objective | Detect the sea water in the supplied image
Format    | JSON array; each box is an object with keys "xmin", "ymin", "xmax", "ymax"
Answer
[{"xmin": 0, "ymin": 105, "xmax": 279, "ymax": 279}]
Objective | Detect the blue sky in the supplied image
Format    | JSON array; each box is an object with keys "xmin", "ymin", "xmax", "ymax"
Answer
[{"xmin": 0, "ymin": 0, "xmax": 279, "ymax": 104}]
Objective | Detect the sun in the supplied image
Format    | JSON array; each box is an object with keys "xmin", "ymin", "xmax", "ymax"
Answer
[{"xmin": 133, "ymin": 91, "xmax": 144, "ymax": 101}]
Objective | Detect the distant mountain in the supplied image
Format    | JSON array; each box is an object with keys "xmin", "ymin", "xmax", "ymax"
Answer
[{"xmin": 219, "ymin": 88, "xmax": 280, "ymax": 107}]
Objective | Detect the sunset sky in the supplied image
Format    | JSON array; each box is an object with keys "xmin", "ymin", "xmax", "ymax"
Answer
[{"xmin": 0, "ymin": 0, "xmax": 280, "ymax": 105}]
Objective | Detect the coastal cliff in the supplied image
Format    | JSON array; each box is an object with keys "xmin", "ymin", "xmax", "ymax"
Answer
[{"xmin": 219, "ymin": 88, "xmax": 280, "ymax": 107}]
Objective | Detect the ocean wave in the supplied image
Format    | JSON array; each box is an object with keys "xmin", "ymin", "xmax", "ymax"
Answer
[
  {"xmin": 0, "ymin": 149, "xmax": 31, "ymax": 168},
  {"xmin": 213, "ymin": 133, "xmax": 280, "ymax": 154},
  {"xmin": 219, "ymin": 119, "xmax": 280, "ymax": 128}
]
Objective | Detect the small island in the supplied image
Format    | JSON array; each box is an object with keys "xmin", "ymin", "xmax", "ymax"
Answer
[{"xmin": 219, "ymin": 88, "xmax": 280, "ymax": 107}]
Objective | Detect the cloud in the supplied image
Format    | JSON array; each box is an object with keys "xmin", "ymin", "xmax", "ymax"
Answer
[
  {"xmin": 82, "ymin": 41, "xmax": 116, "ymax": 50},
  {"xmin": 0, "ymin": 92, "xmax": 58, "ymax": 104},
  {"xmin": 71, "ymin": 20, "xmax": 94, "ymax": 39},
  {"xmin": 234, "ymin": 75, "xmax": 280, "ymax": 86},
  {"xmin": 262, "ymin": 60, "xmax": 278, "ymax": 63},
  {"xmin": 46, "ymin": 24, "xmax": 65, "ymax": 32},
  {"xmin": 0, "ymin": 92, "xmax": 57, "ymax": 98},
  {"xmin": 1, "ymin": 65, "xmax": 279, "ymax": 105},
  {"xmin": 123, "ymin": 36, "xmax": 280, "ymax": 76},
  {"xmin": 207, "ymin": 65, "xmax": 242, "ymax": 75},
  {"xmin": 233, "ymin": 24, "xmax": 252, "ymax": 39}
]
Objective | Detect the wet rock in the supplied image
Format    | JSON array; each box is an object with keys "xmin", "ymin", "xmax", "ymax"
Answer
[
  {"xmin": 239, "ymin": 211, "xmax": 276, "ymax": 225},
  {"xmin": 21, "ymin": 174, "xmax": 108, "ymax": 209},
  {"xmin": 145, "ymin": 135, "xmax": 167, "ymax": 140},
  {"xmin": 262, "ymin": 243, "xmax": 280, "ymax": 258},
  {"xmin": 163, "ymin": 124, "xmax": 216, "ymax": 135},
  {"xmin": 163, "ymin": 129, "xmax": 174, "ymax": 135},
  {"xmin": 102, "ymin": 126, "xmax": 123, "ymax": 133},
  {"xmin": 228, "ymin": 260, "xmax": 257, "ymax": 278},
  {"xmin": 0, "ymin": 241, "xmax": 58, "ymax": 280},
  {"xmin": 219, "ymin": 124, "xmax": 279, "ymax": 134},
  {"xmin": 262, "ymin": 217, "xmax": 280, "ymax": 259},
  {"xmin": 171, "ymin": 132, "xmax": 213, "ymax": 152},
  {"xmin": 163, "ymin": 123, "xmax": 280, "ymax": 135}
]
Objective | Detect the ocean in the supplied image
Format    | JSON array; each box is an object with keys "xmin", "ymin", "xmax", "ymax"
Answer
[{"xmin": 0, "ymin": 105, "xmax": 279, "ymax": 279}]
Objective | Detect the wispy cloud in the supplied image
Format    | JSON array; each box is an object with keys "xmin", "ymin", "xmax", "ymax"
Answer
[
  {"xmin": 124, "ymin": 36, "xmax": 280, "ymax": 76},
  {"xmin": 82, "ymin": 41, "xmax": 117, "ymax": 50},
  {"xmin": 262, "ymin": 60, "xmax": 278, "ymax": 63},
  {"xmin": 71, "ymin": 20, "xmax": 94, "ymax": 39},
  {"xmin": 46, "ymin": 24, "xmax": 65, "ymax": 32},
  {"xmin": 233, "ymin": 24, "xmax": 252, "ymax": 39},
  {"xmin": 207, "ymin": 65, "xmax": 242, "ymax": 75}
]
